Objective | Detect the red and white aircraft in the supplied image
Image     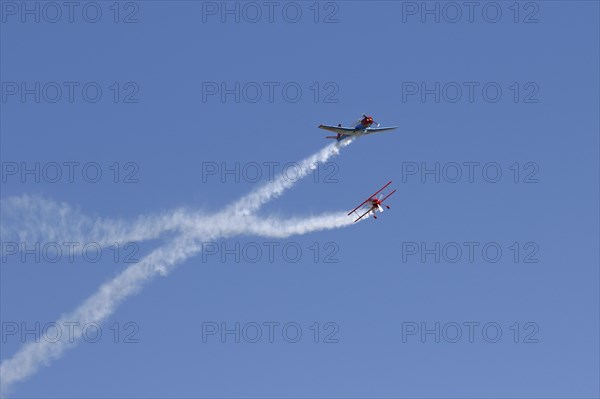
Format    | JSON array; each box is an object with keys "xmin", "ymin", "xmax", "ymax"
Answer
[
  {"xmin": 319, "ymin": 114, "xmax": 398, "ymax": 141},
  {"xmin": 348, "ymin": 181, "xmax": 397, "ymax": 222}
]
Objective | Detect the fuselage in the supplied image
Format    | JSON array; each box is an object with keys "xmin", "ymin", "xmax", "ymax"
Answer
[
  {"xmin": 367, "ymin": 200, "xmax": 385, "ymax": 219},
  {"xmin": 333, "ymin": 116, "xmax": 376, "ymax": 141},
  {"xmin": 355, "ymin": 116, "xmax": 374, "ymax": 130}
]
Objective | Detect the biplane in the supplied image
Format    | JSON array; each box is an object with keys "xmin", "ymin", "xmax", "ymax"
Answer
[
  {"xmin": 348, "ymin": 181, "xmax": 397, "ymax": 222},
  {"xmin": 318, "ymin": 114, "xmax": 398, "ymax": 141}
]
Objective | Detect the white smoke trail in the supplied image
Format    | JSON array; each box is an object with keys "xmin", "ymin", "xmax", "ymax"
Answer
[
  {"xmin": 0, "ymin": 211, "xmax": 354, "ymax": 396},
  {"xmin": 0, "ymin": 234, "xmax": 198, "ymax": 397},
  {"xmin": 229, "ymin": 139, "xmax": 353, "ymax": 216},
  {"xmin": 0, "ymin": 195, "xmax": 189, "ymax": 247},
  {"xmin": 0, "ymin": 140, "xmax": 353, "ymax": 248},
  {"xmin": 0, "ymin": 142, "xmax": 356, "ymax": 396}
]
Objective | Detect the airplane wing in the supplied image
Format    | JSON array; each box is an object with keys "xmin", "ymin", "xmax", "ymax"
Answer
[
  {"xmin": 318, "ymin": 125, "xmax": 358, "ymax": 135},
  {"xmin": 364, "ymin": 126, "xmax": 398, "ymax": 135},
  {"xmin": 348, "ymin": 196, "xmax": 373, "ymax": 217},
  {"xmin": 380, "ymin": 189, "xmax": 397, "ymax": 203},
  {"xmin": 352, "ymin": 205, "xmax": 377, "ymax": 223},
  {"xmin": 347, "ymin": 181, "xmax": 393, "ymax": 216}
]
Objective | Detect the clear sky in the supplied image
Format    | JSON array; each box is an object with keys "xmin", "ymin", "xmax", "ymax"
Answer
[{"xmin": 1, "ymin": 1, "xmax": 599, "ymax": 398}]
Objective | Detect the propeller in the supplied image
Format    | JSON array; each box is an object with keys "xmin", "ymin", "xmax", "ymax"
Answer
[
  {"xmin": 362, "ymin": 113, "xmax": 380, "ymax": 127},
  {"xmin": 376, "ymin": 194, "xmax": 385, "ymax": 212}
]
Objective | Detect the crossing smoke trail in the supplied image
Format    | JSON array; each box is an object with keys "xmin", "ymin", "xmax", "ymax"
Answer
[
  {"xmin": 0, "ymin": 142, "xmax": 355, "ymax": 396},
  {"xmin": 0, "ymin": 139, "xmax": 353, "ymax": 247},
  {"xmin": 0, "ymin": 212, "xmax": 355, "ymax": 396}
]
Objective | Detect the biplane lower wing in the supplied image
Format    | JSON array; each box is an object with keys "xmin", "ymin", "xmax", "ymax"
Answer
[
  {"xmin": 352, "ymin": 205, "xmax": 378, "ymax": 223},
  {"xmin": 380, "ymin": 189, "xmax": 397, "ymax": 203}
]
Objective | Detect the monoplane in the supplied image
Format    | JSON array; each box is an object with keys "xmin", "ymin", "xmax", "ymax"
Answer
[{"xmin": 319, "ymin": 114, "xmax": 398, "ymax": 141}]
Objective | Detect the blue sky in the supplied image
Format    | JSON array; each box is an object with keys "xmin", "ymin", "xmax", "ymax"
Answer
[{"xmin": 1, "ymin": 1, "xmax": 599, "ymax": 398}]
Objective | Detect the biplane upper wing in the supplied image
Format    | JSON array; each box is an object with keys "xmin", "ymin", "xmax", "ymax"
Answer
[
  {"xmin": 318, "ymin": 125, "xmax": 358, "ymax": 135},
  {"xmin": 347, "ymin": 181, "xmax": 393, "ymax": 216}
]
